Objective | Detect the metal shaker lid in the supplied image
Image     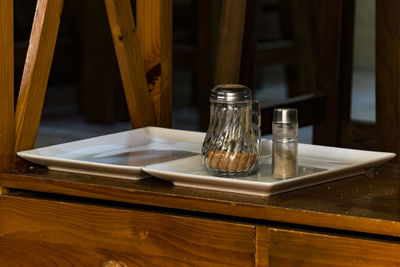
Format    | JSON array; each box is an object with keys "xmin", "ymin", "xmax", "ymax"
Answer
[
  {"xmin": 273, "ymin": 108, "xmax": 298, "ymax": 124},
  {"xmin": 210, "ymin": 84, "xmax": 252, "ymax": 102}
]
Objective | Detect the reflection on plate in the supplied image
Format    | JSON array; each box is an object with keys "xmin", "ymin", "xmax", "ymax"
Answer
[{"xmin": 81, "ymin": 149, "xmax": 198, "ymax": 166}]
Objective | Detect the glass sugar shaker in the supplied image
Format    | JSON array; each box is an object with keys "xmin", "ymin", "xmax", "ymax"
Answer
[
  {"xmin": 272, "ymin": 108, "xmax": 298, "ymax": 178},
  {"xmin": 201, "ymin": 84, "xmax": 261, "ymax": 176}
]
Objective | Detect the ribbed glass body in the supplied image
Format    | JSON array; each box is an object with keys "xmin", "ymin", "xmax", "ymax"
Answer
[{"xmin": 202, "ymin": 100, "xmax": 261, "ymax": 176}]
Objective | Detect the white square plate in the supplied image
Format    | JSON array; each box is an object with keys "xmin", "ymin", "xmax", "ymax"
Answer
[
  {"xmin": 17, "ymin": 127, "xmax": 205, "ymax": 179},
  {"xmin": 142, "ymin": 140, "xmax": 396, "ymax": 196}
]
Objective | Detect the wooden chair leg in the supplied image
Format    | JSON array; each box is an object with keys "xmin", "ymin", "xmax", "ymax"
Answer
[
  {"xmin": 376, "ymin": 0, "xmax": 400, "ymax": 162},
  {"xmin": 289, "ymin": 0, "xmax": 317, "ymax": 97},
  {"xmin": 313, "ymin": 0, "xmax": 354, "ymax": 146},
  {"xmin": 80, "ymin": 0, "xmax": 123, "ymax": 123},
  {"xmin": 105, "ymin": 0, "xmax": 157, "ymax": 129},
  {"xmin": 239, "ymin": 0, "xmax": 260, "ymax": 89},
  {"xmin": 214, "ymin": 0, "xmax": 247, "ymax": 84},
  {"xmin": 0, "ymin": 0, "xmax": 15, "ymax": 171},
  {"xmin": 197, "ymin": 0, "xmax": 220, "ymax": 130},
  {"xmin": 15, "ymin": 0, "xmax": 64, "ymax": 152},
  {"xmin": 136, "ymin": 0, "xmax": 173, "ymax": 128}
]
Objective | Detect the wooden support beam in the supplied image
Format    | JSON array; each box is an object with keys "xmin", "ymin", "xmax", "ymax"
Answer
[
  {"xmin": 0, "ymin": 0, "xmax": 14, "ymax": 171},
  {"xmin": 105, "ymin": 0, "xmax": 157, "ymax": 129},
  {"xmin": 136, "ymin": 0, "xmax": 172, "ymax": 127},
  {"xmin": 15, "ymin": 0, "xmax": 64, "ymax": 152},
  {"xmin": 376, "ymin": 0, "xmax": 400, "ymax": 161}
]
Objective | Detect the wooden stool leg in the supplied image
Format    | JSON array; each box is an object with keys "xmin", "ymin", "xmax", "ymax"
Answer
[
  {"xmin": 376, "ymin": 0, "xmax": 400, "ymax": 162},
  {"xmin": 313, "ymin": 0, "xmax": 354, "ymax": 146},
  {"xmin": 0, "ymin": 0, "xmax": 15, "ymax": 171},
  {"xmin": 105, "ymin": 0, "xmax": 157, "ymax": 128},
  {"xmin": 197, "ymin": 0, "xmax": 220, "ymax": 130},
  {"xmin": 15, "ymin": 0, "xmax": 64, "ymax": 152}
]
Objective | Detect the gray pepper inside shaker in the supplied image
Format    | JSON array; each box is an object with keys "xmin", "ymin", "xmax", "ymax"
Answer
[{"xmin": 272, "ymin": 108, "xmax": 298, "ymax": 178}]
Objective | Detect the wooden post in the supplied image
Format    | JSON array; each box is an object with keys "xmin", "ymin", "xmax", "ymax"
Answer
[
  {"xmin": 376, "ymin": 0, "xmax": 400, "ymax": 161},
  {"xmin": 214, "ymin": 0, "xmax": 247, "ymax": 85},
  {"xmin": 15, "ymin": 0, "xmax": 64, "ymax": 152},
  {"xmin": 0, "ymin": 0, "xmax": 15, "ymax": 171},
  {"xmin": 136, "ymin": 0, "xmax": 173, "ymax": 127},
  {"xmin": 105, "ymin": 0, "xmax": 157, "ymax": 129}
]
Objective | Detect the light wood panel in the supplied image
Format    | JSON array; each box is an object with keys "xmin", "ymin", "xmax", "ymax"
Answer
[
  {"xmin": 0, "ymin": 195, "xmax": 255, "ymax": 266},
  {"xmin": 0, "ymin": 0, "xmax": 14, "ymax": 171},
  {"xmin": 136, "ymin": 0, "xmax": 172, "ymax": 127},
  {"xmin": 214, "ymin": 0, "xmax": 247, "ymax": 84},
  {"xmin": 268, "ymin": 228, "xmax": 400, "ymax": 266},
  {"xmin": 105, "ymin": 0, "xmax": 157, "ymax": 129},
  {"xmin": 14, "ymin": 0, "xmax": 64, "ymax": 152},
  {"xmin": 376, "ymin": 0, "xmax": 400, "ymax": 162}
]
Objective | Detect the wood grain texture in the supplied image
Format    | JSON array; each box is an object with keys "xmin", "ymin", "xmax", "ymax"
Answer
[
  {"xmin": 214, "ymin": 0, "xmax": 247, "ymax": 84},
  {"xmin": 255, "ymin": 226, "xmax": 269, "ymax": 267},
  {"xmin": 268, "ymin": 228, "xmax": 400, "ymax": 266},
  {"xmin": 376, "ymin": 0, "xmax": 400, "ymax": 162},
  {"xmin": 14, "ymin": 0, "xmax": 64, "ymax": 152},
  {"xmin": 136, "ymin": 0, "xmax": 172, "ymax": 127},
  {"xmin": 0, "ymin": 195, "xmax": 255, "ymax": 266},
  {"xmin": 0, "ymin": 0, "xmax": 15, "ymax": 171},
  {"xmin": 2, "ymin": 163, "xmax": 400, "ymax": 238},
  {"xmin": 105, "ymin": 0, "xmax": 157, "ymax": 128}
]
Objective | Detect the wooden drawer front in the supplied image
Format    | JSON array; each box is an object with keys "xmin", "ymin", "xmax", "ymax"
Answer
[
  {"xmin": 267, "ymin": 228, "xmax": 400, "ymax": 266},
  {"xmin": 0, "ymin": 195, "xmax": 255, "ymax": 266}
]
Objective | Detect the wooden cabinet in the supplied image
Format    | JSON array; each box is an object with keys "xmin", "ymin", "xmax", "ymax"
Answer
[
  {"xmin": 0, "ymin": 195, "xmax": 254, "ymax": 266},
  {"xmin": 1, "ymin": 165, "xmax": 400, "ymax": 265},
  {"xmin": 267, "ymin": 228, "xmax": 400, "ymax": 266}
]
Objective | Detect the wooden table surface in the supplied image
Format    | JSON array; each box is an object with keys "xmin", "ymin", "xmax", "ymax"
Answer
[{"xmin": 1, "ymin": 162, "xmax": 400, "ymax": 238}]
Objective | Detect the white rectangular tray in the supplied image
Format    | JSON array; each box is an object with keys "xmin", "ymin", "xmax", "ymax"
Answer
[
  {"xmin": 18, "ymin": 127, "xmax": 396, "ymax": 196},
  {"xmin": 17, "ymin": 127, "xmax": 205, "ymax": 179}
]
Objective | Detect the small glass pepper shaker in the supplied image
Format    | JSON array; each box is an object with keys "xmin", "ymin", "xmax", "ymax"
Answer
[{"xmin": 272, "ymin": 108, "xmax": 298, "ymax": 178}]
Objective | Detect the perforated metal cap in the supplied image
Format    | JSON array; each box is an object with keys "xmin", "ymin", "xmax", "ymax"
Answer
[
  {"xmin": 210, "ymin": 84, "xmax": 252, "ymax": 102},
  {"xmin": 273, "ymin": 108, "xmax": 298, "ymax": 124}
]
